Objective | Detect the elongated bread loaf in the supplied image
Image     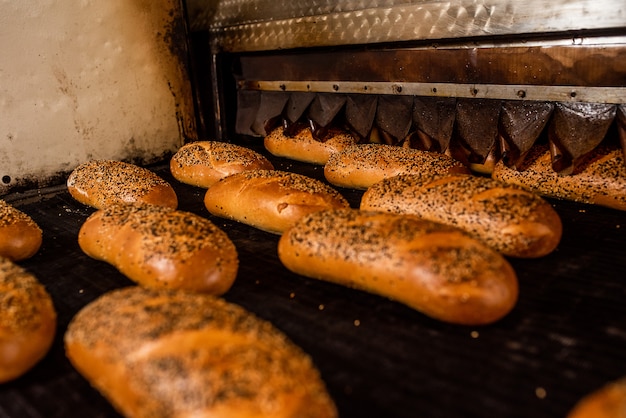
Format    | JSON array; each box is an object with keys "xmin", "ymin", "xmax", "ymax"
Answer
[
  {"xmin": 204, "ymin": 170, "xmax": 350, "ymax": 234},
  {"xmin": 324, "ymin": 143, "xmax": 470, "ymax": 189},
  {"xmin": 278, "ymin": 209, "xmax": 518, "ymax": 325},
  {"xmin": 170, "ymin": 141, "xmax": 274, "ymax": 188},
  {"xmin": 492, "ymin": 144, "xmax": 626, "ymax": 211},
  {"xmin": 361, "ymin": 173, "xmax": 562, "ymax": 258},
  {"xmin": 0, "ymin": 257, "xmax": 56, "ymax": 383},
  {"xmin": 0, "ymin": 200, "xmax": 42, "ymax": 261},
  {"xmin": 78, "ymin": 203, "xmax": 238, "ymax": 294},
  {"xmin": 67, "ymin": 160, "xmax": 178, "ymax": 209},
  {"xmin": 64, "ymin": 286, "xmax": 338, "ymax": 418},
  {"xmin": 265, "ymin": 126, "xmax": 358, "ymax": 165},
  {"xmin": 567, "ymin": 377, "xmax": 626, "ymax": 418}
]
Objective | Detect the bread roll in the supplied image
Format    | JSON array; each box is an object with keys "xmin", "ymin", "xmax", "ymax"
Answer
[
  {"xmin": 0, "ymin": 200, "xmax": 43, "ymax": 261},
  {"xmin": 278, "ymin": 209, "xmax": 518, "ymax": 325},
  {"xmin": 0, "ymin": 257, "xmax": 56, "ymax": 383},
  {"xmin": 265, "ymin": 126, "xmax": 358, "ymax": 165},
  {"xmin": 170, "ymin": 141, "xmax": 274, "ymax": 188},
  {"xmin": 324, "ymin": 143, "xmax": 470, "ymax": 189},
  {"xmin": 64, "ymin": 286, "xmax": 338, "ymax": 418},
  {"xmin": 567, "ymin": 377, "xmax": 626, "ymax": 418},
  {"xmin": 67, "ymin": 160, "xmax": 178, "ymax": 209},
  {"xmin": 204, "ymin": 170, "xmax": 350, "ymax": 234},
  {"xmin": 492, "ymin": 144, "xmax": 626, "ymax": 211},
  {"xmin": 361, "ymin": 173, "xmax": 562, "ymax": 258},
  {"xmin": 78, "ymin": 203, "xmax": 238, "ymax": 294}
]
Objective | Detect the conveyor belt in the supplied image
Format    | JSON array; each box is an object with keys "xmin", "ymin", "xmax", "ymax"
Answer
[{"xmin": 1, "ymin": 140, "xmax": 625, "ymax": 418}]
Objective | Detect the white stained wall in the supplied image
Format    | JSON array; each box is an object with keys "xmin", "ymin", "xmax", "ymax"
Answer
[{"xmin": 0, "ymin": 0, "xmax": 196, "ymax": 195}]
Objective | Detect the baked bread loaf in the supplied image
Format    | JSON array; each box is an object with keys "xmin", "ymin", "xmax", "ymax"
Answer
[
  {"xmin": 278, "ymin": 209, "xmax": 518, "ymax": 325},
  {"xmin": 0, "ymin": 200, "xmax": 43, "ymax": 261},
  {"xmin": 204, "ymin": 170, "xmax": 350, "ymax": 234},
  {"xmin": 264, "ymin": 126, "xmax": 358, "ymax": 165},
  {"xmin": 567, "ymin": 377, "xmax": 626, "ymax": 418},
  {"xmin": 324, "ymin": 143, "xmax": 470, "ymax": 189},
  {"xmin": 64, "ymin": 286, "xmax": 338, "ymax": 418},
  {"xmin": 67, "ymin": 160, "xmax": 178, "ymax": 209},
  {"xmin": 0, "ymin": 257, "xmax": 56, "ymax": 383},
  {"xmin": 170, "ymin": 141, "xmax": 274, "ymax": 188},
  {"xmin": 360, "ymin": 173, "xmax": 562, "ymax": 258},
  {"xmin": 492, "ymin": 144, "xmax": 626, "ymax": 211},
  {"xmin": 78, "ymin": 203, "xmax": 238, "ymax": 294}
]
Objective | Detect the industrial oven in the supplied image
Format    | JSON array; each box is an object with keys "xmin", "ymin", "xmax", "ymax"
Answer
[{"xmin": 1, "ymin": 0, "xmax": 625, "ymax": 417}]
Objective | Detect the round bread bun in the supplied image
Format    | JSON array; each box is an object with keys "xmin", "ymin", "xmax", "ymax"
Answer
[
  {"xmin": 204, "ymin": 170, "xmax": 350, "ymax": 234},
  {"xmin": 567, "ymin": 377, "xmax": 626, "ymax": 418},
  {"xmin": 324, "ymin": 143, "xmax": 470, "ymax": 190},
  {"xmin": 0, "ymin": 200, "xmax": 43, "ymax": 261},
  {"xmin": 64, "ymin": 286, "xmax": 338, "ymax": 418},
  {"xmin": 67, "ymin": 160, "xmax": 178, "ymax": 209},
  {"xmin": 170, "ymin": 141, "xmax": 274, "ymax": 188},
  {"xmin": 361, "ymin": 173, "xmax": 562, "ymax": 258},
  {"xmin": 79, "ymin": 203, "xmax": 238, "ymax": 294},
  {"xmin": 278, "ymin": 209, "xmax": 518, "ymax": 325},
  {"xmin": 0, "ymin": 257, "xmax": 57, "ymax": 383},
  {"xmin": 265, "ymin": 126, "xmax": 358, "ymax": 165}
]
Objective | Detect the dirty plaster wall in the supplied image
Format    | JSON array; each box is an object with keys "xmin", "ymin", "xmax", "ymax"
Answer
[{"xmin": 0, "ymin": 0, "xmax": 197, "ymax": 195}]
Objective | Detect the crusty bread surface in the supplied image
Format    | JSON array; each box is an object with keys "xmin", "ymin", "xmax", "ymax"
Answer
[
  {"xmin": 0, "ymin": 200, "xmax": 43, "ymax": 261},
  {"xmin": 64, "ymin": 286, "xmax": 338, "ymax": 418},
  {"xmin": 492, "ymin": 144, "xmax": 626, "ymax": 211},
  {"xmin": 264, "ymin": 126, "xmax": 358, "ymax": 165},
  {"xmin": 204, "ymin": 170, "xmax": 350, "ymax": 234},
  {"xmin": 278, "ymin": 209, "xmax": 518, "ymax": 325},
  {"xmin": 324, "ymin": 143, "xmax": 470, "ymax": 189},
  {"xmin": 67, "ymin": 160, "xmax": 178, "ymax": 209},
  {"xmin": 78, "ymin": 203, "xmax": 238, "ymax": 294},
  {"xmin": 567, "ymin": 376, "xmax": 626, "ymax": 418},
  {"xmin": 361, "ymin": 173, "xmax": 562, "ymax": 258},
  {"xmin": 0, "ymin": 257, "xmax": 56, "ymax": 383},
  {"xmin": 170, "ymin": 141, "xmax": 274, "ymax": 188}
]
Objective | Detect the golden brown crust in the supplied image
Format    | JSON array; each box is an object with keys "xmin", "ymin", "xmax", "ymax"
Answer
[
  {"xmin": 64, "ymin": 286, "xmax": 338, "ymax": 418},
  {"xmin": 324, "ymin": 143, "xmax": 471, "ymax": 190},
  {"xmin": 278, "ymin": 209, "xmax": 518, "ymax": 325},
  {"xmin": 567, "ymin": 377, "xmax": 626, "ymax": 418},
  {"xmin": 0, "ymin": 200, "xmax": 43, "ymax": 261},
  {"xmin": 361, "ymin": 173, "xmax": 562, "ymax": 258},
  {"xmin": 78, "ymin": 203, "xmax": 238, "ymax": 294},
  {"xmin": 67, "ymin": 160, "xmax": 178, "ymax": 209},
  {"xmin": 264, "ymin": 126, "xmax": 358, "ymax": 165},
  {"xmin": 492, "ymin": 144, "xmax": 626, "ymax": 211},
  {"xmin": 170, "ymin": 141, "xmax": 274, "ymax": 188},
  {"xmin": 0, "ymin": 257, "xmax": 56, "ymax": 383},
  {"xmin": 203, "ymin": 170, "xmax": 350, "ymax": 234}
]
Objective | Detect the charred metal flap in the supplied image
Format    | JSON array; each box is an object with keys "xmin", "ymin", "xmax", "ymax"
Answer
[
  {"xmin": 307, "ymin": 93, "xmax": 347, "ymax": 129},
  {"xmin": 454, "ymin": 99, "xmax": 503, "ymax": 164},
  {"xmin": 235, "ymin": 90, "xmax": 262, "ymax": 136},
  {"xmin": 234, "ymin": 90, "xmax": 624, "ymax": 174},
  {"xmin": 616, "ymin": 105, "xmax": 626, "ymax": 161},
  {"xmin": 549, "ymin": 102, "xmax": 617, "ymax": 174},
  {"xmin": 285, "ymin": 92, "xmax": 316, "ymax": 124},
  {"xmin": 499, "ymin": 101, "xmax": 554, "ymax": 169},
  {"xmin": 251, "ymin": 91, "xmax": 290, "ymax": 135},
  {"xmin": 412, "ymin": 97, "xmax": 457, "ymax": 153},
  {"xmin": 375, "ymin": 95, "xmax": 414, "ymax": 143},
  {"xmin": 345, "ymin": 95, "xmax": 377, "ymax": 139}
]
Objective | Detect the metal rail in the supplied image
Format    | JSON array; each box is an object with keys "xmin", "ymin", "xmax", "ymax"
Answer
[{"xmin": 239, "ymin": 80, "xmax": 626, "ymax": 104}]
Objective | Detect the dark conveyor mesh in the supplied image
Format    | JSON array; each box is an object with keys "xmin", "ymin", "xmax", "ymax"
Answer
[{"xmin": 1, "ymin": 141, "xmax": 625, "ymax": 418}]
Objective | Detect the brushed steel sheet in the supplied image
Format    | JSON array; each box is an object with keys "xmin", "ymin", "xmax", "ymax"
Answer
[{"xmin": 187, "ymin": 0, "xmax": 626, "ymax": 51}]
